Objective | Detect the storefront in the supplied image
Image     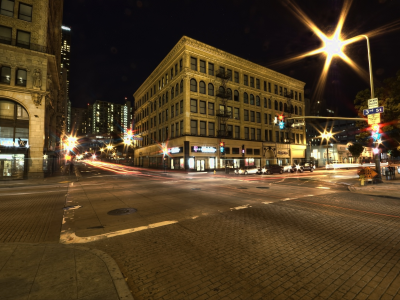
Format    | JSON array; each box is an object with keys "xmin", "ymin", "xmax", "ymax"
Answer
[{"xmin": 0, "ymin": 148, "xmax": 28, "ymax": 180}]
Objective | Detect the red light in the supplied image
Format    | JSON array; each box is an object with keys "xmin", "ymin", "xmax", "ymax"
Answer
[
  {"xmin": 220, "ymin": 142, "xmax": 224, "ymax": 146},
  {"xmin": 372, "ymin": 124, "xmax": 379, "ymax": 132},
  {"xmin": 278, "ymin": 115, "xmax": 284, "ymax": 120}
]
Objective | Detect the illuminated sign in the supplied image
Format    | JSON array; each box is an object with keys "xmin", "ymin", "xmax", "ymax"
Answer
[
  {"xmin": 191, "ymin": 146, "xmax": 217, "ymax": 153},
  {"xmin": 291, "ymin": 122, "xmax": 305, "ymax": 127},
  {"xmin": 168, "ymin": 147, "xmax": 183, "ymax": 154}
]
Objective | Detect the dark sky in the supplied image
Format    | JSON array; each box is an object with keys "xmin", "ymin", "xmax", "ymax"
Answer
[{"xmin": 63, "ymin": 0, "xmax": 400, "ymax": 116}]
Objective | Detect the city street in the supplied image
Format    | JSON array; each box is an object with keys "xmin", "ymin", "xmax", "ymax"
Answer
[{"xmin": 57, "ymin": 162, "xmax": 400, "ymax": 299}]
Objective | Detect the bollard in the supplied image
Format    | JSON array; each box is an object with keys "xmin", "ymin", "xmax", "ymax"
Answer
[{"xmin": 359, "ymin": 174, "xmax": 365, "ymax": 186}]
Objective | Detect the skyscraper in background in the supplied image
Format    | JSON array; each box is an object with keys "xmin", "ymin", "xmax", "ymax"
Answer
[{"xmin": 61, "ymin": 25, "xmax": 71, "ymax": 133}]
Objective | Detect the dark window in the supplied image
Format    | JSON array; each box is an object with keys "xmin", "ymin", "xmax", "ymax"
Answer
[
  {"xmin": 274, "ymin": 100, "xmax": 278, "ymax": 110},
  {"xmin": 244, "ymin": 92, "xmax": 248, "ymax": 104},
  {"xmin": 166, "ymin": 109, "xmax": 169, "ymax": 121},
  {"xmin": 208, "ymin": 83, "xmax": 214, "ymax": 96},
  {"xmin": 200, "ymin": 121, "xmax": 206, "ymax": 135},
  {"xmin": 268, "ymin": 99, "xmax": 271, "ymax": 109},
  {"xmin": 200, "ymin": 101, "xmax": 206, "ymax": 114},
  {"xmin": 232, "ymin": 148, "xmax": 239, "ymax": 154},
  {"xmin": 256, "ymin": 96, "xmax": 260, "ymax": 106},
  {"xmin": 234, "ymin": 71, "xmax": 239, "ymax": 83},
  {"xmin": 264, "ymin": 98, "xmax": 267, "ymax": 108},
  {"xmin": 254, "ymin": 148, "xmax": 260, "ymax": 155},
  {"xmin": 244, "ymin": 109, "xmax": 249, "ymax": 121},
  {"xmin": 190, "ymin": 99, "xmax": 197, "ymax": 113},
  {"xmin": 171, "ymin": 104, "xmax": 174, "ymax": 118},
  {"xmin": 180, "ymin": 80, "xmax": 183, "ymax": 93},
  {"xmin": 0, "ymin": 66, "xmax": 11, "ymax": 84},
  {"xmin": 1, "ymin": 0, "xmax": 14, "ymax": 17},
  {"xmin": 244, "ymin": 75, "xmax": 248, "ymax": 86},
  {"xmin": 190, "ymin": 57, "xmax": 197, "ymax": 71},
  {"xmin": 225, "ymin": 147, "xmax": 230, "ymax": 154},
  {"xmin": 256, "ymin": 112, "xmax": 260, "ymax": 123},
  {"xmin": 279, "ymin": 102, "xmax": 283, "ymax": 111},
  {"xmin": 284, "ymin": 88, "xmax": 287, "ymax": 96},
  {"xmin": 263, "ymin": 81, "xmax": 266, "ymax": 91},
  {"xmin": 274, "ymin": 85, "xmax": 278, "ymax": 94},
  {"xmin": 299, "ymin": 107, "xmax": 303, "ymax": 115},
  {"xmin": 235, "ymin": 126, "xmax": 240, "ymax": 139},
  {"xmin": 295, "ymin": 106, "xmax": 298, "ymax": 114},
  {"xmin": 227, "ymin": 69, "xmax": 232, "ymax": 81},
  {"xmin": 250, "ymin": 77, "xmax": 254, "ymax": 88},
  {"xmin": 245, "ymin": 127, "xmax": 249, "ymax": 139},
  {"xmin": 180, "ymin": 100, "xmax": 183, "ymax": 114},
  {"xmin": 15, "ymin": 69, "xmax": 27, "ymax": 86},
  {"xmin": 256, "ymin": 130, "xmax": 261, "ymax": 141},
  {"xmin": 208, "ymin": 122, "xmax": 214, "ymax": 136},
  {"xmin": 175, "ymin": 63, "xmax": 178, "ymax": 75},
  {"xmin": 250, "ymin": 94, "xmax": 254, "ymax": 105},
  {"xmin": 0, "ymin": 25, "xmax": 12, "ymax": 45},
  {"xmin": 18, "ymin": 3, "xmax": 32, "ymax": 21},
  {"xmin": 176, "ymin": 122, "xmax": 179, "ymax": 137},
  {"xmin": 175, "ymin": 103, "xmax": 179, "ymax": 116},
  {"xmin": 250, "ymin": 111, "xmax": 255, "ymax": 122},
  {"xmin": 265, "ymin": 130, "xmax": 268, "ymax": 141},
  {"xmin": 264, "ymin": 113, "xmax": 267, "ymax": 124},
  {"xmin": 180, "ymin": 59, "xmax": 183, "ymax": 71},
  {"xmin": 268, "ymin": 82, "xmax": 271, "ymax": 92},
  {"xmin": 190, "ymin": 79, "xmax": 197, "ymax": 92},
  {"xmin": 256, "ymin": 79, "xmax": 260, "ymax": 89},
  {"xmin": 234, "ymin": 90, "xmax": 239, "ymax": 101},
  {"xmin": 279, "ymin": 86, "xmax": 282, "ymax": 96},
  {"xmin": 284, "ymin": 103, "xmax": 288, "ymax": 112},
  {"xmin": 175, "ymin": 83, "xmax": 179, "ymax": 95},
  {"xmin": 165, "ymin": 91, "xmax": 169, "ymax": 103},
  {"xmin": 208, "ymin": 102, "xmax": 214, "ymax": 115},
  {"xmin": 16, "ymin": 30, "xmax": 30, "ymax": 49},
  {"xmin": 191, "ymin": 120, "xmax": 197, "ymax": 135},
  {"xmin": 200, "ymin": 60, "xmax": 206, "ymax": 73},
  {"xmin": 171, "ymin": 87, "xmax": 174, "ymax": 99},
  {"xmin": 170, "ymin": 68, "xmax": 173, "ymax": 79},
  {"xmin": 234, "ymin": 107, "xmax": 239, "ymax": 120},
  {"xmin": 299, "ymin": 93, "xmax": 302, "ymax": 101},
  {"xmin": 199, "ymin": 81, "xmax": 206, "ymax": 94},
  {"xmin": 171, "ymin": 124, "xmax": 174, "ymax": 138},
  {"xmin": 208, "ymin": 62, "xmax": 214, "ymax": 75},
  {"xmin": 227, "ymin": 88, "xmax": 232, "ymax": 100},
  {"xmin": 275, "ymin": 131, "xmax": 279, "ymax": 143},
  {"xmin": 246, "ymin": 148, "xmax": 253, "ymax": 155},
  {"xmin": 269, "ymin": 114, "xmax": 272, "ymax": 125}
]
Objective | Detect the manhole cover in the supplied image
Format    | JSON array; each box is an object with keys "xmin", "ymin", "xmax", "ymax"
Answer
[
  {"xmin": 107, "ymin": 208, "xmax": 137, "ymax": 215},
  {"xmin": 256, "ymin": 187, "xmax": 270, "ymax": 189},
  {"xmin": 192, "ymin": 188, "xmax": 201, "ymax": 190},
  {"xmin": 237, "ymin": 187, "xmax": 248, "ymax": 189}
]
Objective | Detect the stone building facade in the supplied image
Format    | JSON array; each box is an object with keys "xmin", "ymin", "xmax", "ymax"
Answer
[
  {"xmin": 133, "ymin": 36, "xmax": 307, "ymax": 171},
  {"xmin": 0, "ymin": 0, "xmax": 65, "ymax": 179}
]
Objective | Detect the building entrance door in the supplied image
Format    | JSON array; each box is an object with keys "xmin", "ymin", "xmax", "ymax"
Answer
[{"xmin": 196, "ymin": 159, "xmax": 205, "ymax": 171}]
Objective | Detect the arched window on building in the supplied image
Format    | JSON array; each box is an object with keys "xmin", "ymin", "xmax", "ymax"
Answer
[
  {"xmin": 175, "ymin": 83, "xmax": 179, "ymax": 95},
  {"xmin": 284, "ymin": 103, "xmax": 288, "ymax": 112},
  {"xmin": 250, "ymin": 94, "xmax": 254, "ymax": 105},
  {"xmin": 180, "ymin": 80, "xmax": 183, "ymax": 93},
  {"xmin": 190, "ymin": 79, "xmax": 197, "ymax": 92},
  {"xmin": 171, "ymin": 87, "xmax": 174, "ymax": 99},
  {"xmin": 162, "ymin": 94, "xmax": 165, "ymax": 105},
  {"xmin": 208, "ymin": 83, "xmax": 214, "ymax": 96},
  {"xmin": 279, "ymin": 102, "xmax": 283, "ymax": 111},
  {"xmin": 227, "ymin": 88, "xmax": 232, "ymax": 100},
  {"xmin": 234, "ymin": 90, "xmax": 239, "ymax": 101},
  {"xmin": 199, "ymin": 81, "xmax": 206, "ymax": 94},
  {"xmin": 158, "ymin": 97, "xmax": 161, "ymax": 107},
  {"xmin": 256, "ymin": 96, "xmax": 260, "ymax": 106},
  {"xmin": 165, "ymin": 91, "xmax": 169, "ymax": 103},
  {"xmin": 244, "ymin": 92, "xmax": 248, "ymax": 104},
  {"xmin": 274, "ymin": 100, "xmax": 278, "ymax": 110}
]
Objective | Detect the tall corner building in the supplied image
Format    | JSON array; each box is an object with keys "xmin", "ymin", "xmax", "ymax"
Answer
[
  {"xmin": 0, "ymin": 0, "xmax": 65, "ymax": 179},
  {"xmin": 61, "ymin": 25, "xmax": 71, "ymax": 133},
  {"xmin": 133, "ymin": 36, "xmax": 306, "ymax": 171}
]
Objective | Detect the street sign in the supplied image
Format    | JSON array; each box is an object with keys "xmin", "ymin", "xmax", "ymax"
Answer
[
  {"xmin": 368, "ymin": 98, "xmax": 378, "ymax": 108},
  {"xmin": 363, "ymin": 106, "xmax": 384, "ymax": 116},
  {"xmin": 368, "ymin": 113, "xmax": 380, "ymax": 125}
]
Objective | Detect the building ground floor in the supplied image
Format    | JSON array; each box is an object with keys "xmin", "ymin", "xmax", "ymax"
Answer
[{"xmin": 133, "ymin": 136, "xmax": 307, "ymax": 171}]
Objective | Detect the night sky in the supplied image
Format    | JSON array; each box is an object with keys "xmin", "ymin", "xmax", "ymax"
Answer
[{"xmin": 63, "ymin": 0, "xmax": 400, "ymax": 117}]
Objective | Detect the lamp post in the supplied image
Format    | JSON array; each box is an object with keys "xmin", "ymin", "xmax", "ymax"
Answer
[{"xmin": 321, "ymin": 131, "xmax": 333, "ymax": 165}]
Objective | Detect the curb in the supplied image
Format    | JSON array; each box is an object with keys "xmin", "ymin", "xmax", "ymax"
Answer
[
  {"xmin": 348, "ymin": 185, "xmax": 400, "ymax": 199},
  {"xmin": 70, "ymin": 245, "xmax": 134, "ymax": 300}
]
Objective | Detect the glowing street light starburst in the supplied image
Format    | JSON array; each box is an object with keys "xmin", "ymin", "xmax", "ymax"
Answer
[{"xmin": 273, "ymin": 0, "xmax": 400, "ymax": 101}]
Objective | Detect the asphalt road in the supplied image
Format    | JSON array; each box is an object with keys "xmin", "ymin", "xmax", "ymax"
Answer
[{"xmin": 55, "ymin": 162, "xmax": 400, "ymax": 299}]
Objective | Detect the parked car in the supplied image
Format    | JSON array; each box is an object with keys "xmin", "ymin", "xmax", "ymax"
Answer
[
  {"xmin": 259, "ymin": 164, "xmax": 284, "ymax": 175},
  {"xmin": 282, "ymin": 164, "xmax": 293, "ymax": 173},
  {"xmin": 291, "ymin": 162, "xmax": 314, "ymax": 172},
  {"xmin": 235, "ymin": 167, "xmax": 258, "ymax": 175}
]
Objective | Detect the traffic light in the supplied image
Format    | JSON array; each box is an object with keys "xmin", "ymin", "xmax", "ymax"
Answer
[
  {"xmin": 220, "ymin": 142, "xmax": 225, "ymax": 154},
  {"xmin": 278, "ymin": 115, "xmax": 285, "ymax": 130},
  {"xmin": 371, "ymin": 124, "xmax": 381, "ymax": 142},
  {"xmin": 372, "ymin": 124, "xmax": 379, "ymax": 132},
  {"xmin": 242, "ymin": 144, "xmax": 245, "ymax": 156}
]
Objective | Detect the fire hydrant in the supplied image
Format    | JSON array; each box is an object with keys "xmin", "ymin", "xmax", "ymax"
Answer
[{"xmin": 359, "ymin": 174, "xmax": 365, "ymax": 186}]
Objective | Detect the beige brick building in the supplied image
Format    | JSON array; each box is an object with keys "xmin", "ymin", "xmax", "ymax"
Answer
[
  {"xmin": 0, "ymin": 0, "xmax": 65, "ymax": 179},
  {"xmin": 133, "ymin": 36, "xmax": 306, "ymax": 171}
]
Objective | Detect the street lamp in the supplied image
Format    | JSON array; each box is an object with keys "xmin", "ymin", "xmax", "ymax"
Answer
[{"xmin": 321, "ymin": 131, "xmax": 333, "ymax": 165}]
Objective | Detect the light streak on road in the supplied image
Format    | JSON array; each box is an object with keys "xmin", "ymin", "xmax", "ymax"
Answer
[{"xmin": 84, "ymin": 161, "xmax": 140, "ymax": 174}]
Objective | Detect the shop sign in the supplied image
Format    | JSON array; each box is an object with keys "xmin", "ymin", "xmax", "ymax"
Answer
[
  {"xmin": 277, "ymin": 150, "xmax": 289, "ymax": 157},
  {"xmin": 169, "ymin": 147, "xmax": 183, "ymax": 154},
  {"xmin": 192, "ymin": 146, "xmax": 217, "ymax": 153}
]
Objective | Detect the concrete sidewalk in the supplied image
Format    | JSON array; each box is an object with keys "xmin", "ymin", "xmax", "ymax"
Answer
[
  {"xmin": 0, "ymin": 243, "xmax": 133, "ymax": 300},
  {"xmin": 348, "ymin": 174, "xmax": 400, "ymax": 198}
]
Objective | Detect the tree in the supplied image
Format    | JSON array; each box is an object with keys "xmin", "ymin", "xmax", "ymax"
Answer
[
  {"xmin": 390, "ymin": 148, "xmax": 400, "ymax": 159},
  {"xmin": 347, "ymin": 143, "xmax": 364, "ymax": 163},
  {"xmin": 354, "ymin": 70, "xmax": 400, "ymax": 145}
]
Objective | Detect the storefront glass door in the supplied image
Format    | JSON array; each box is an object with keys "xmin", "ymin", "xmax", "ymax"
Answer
[{"xmin": 196, "ymin": 160, "xmax": 205, "ymax": 171}]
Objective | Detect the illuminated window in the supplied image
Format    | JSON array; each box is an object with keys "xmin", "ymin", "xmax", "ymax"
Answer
[
  {"xmin": 15, "ymin": 69, "xmax": 27, "ymax": 87},
  {"xmin": 0, "ymin": 66, "xmax": 11, "ymax": 84}
]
